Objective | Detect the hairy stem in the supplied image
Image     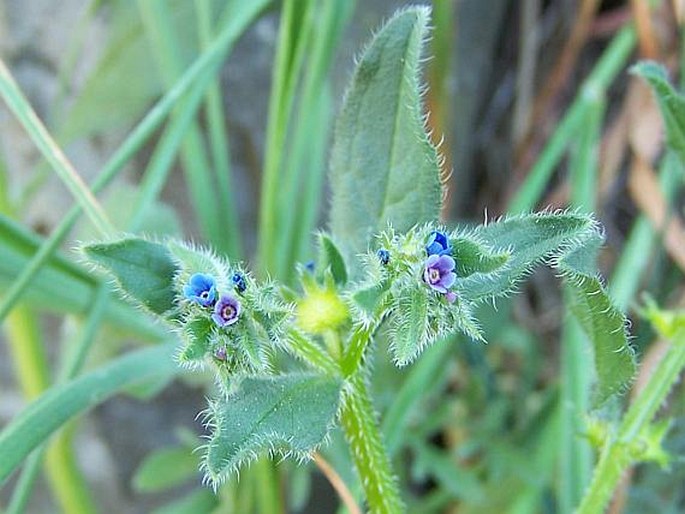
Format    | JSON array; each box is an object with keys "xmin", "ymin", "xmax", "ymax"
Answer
[
  {"xmin": 577, "ymin": 328, "xmax": 685, "ymax": 513},
  {"xmin": 340, "ymin": 373, "xmax": 404, "ymax": 514}
]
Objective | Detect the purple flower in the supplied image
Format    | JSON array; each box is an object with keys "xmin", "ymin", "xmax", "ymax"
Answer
[
  {"xmin": 425, "ymin": 230, "xmax": 451, "ymax": 256},
  {"xmin": 212, "ymin": 294, "xmax": 241, "ymax": 327},
  {"xmin": 183, "ymin": 273, "xmax": 217, "ymax": 307},
  {"xmin": 214, "ymin": 346, "xmax": 228, "ymax": 361},
  {"xmin": 423, "ymin": 254, "xmax": 456, "ymax": 297}
]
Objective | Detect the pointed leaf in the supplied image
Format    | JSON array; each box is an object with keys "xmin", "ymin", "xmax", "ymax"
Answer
[
  {"xmin": 390, "ymin": 285, "xmax": 429, "ymax": 366},
  {"xmin": 317, "ymin": 233, "xmax": 348, "ymax": 285},
  {"xmin": 83, "ymin": 238, "xmax": 178, "ymax": 316},
  {"xmin": 203, "ymin": 374, "xmax": 342, "ymax": 485},
  {"xmin": 562, "ymin": 271, "xmax": 636, "ymax": 405},
  {"xmin": 329, "ymin": 7, "xmax": 442, "ymax": 269},
  {"xmin": 632, "ymin": 61, "xmax": 685, "ymax": 166},
  {"xmin": 461, "ymin": 212, "xmax": 597, "ymax": 302},
  {"xmin": 451, "ymin": 236, "xmax": 509, "ymax": 277}
]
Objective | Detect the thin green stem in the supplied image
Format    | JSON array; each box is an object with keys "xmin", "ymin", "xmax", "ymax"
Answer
[
  {"xmin": 508, "ymin": 26, "xmax": 636, "ymax": 213},
  {"xmin": 576, "ymin": 329, "xmax": 685, "ymax": 513},
  {"xmin": 196, "ymin": 0, "xmax": 242, "ymax": 259},
  {"xmin": 258, "ymin": 0, "xmax": 314, "ymax": 275},
  {"xmin": 253, "ymin": 458, "xmax": 284, "ymax": 514},
  {"xmin": 340, "ymin": 373, "xmax": 404, "ymax": 514},
  {"xmin": 342, "ymin": 298, "xmax": 392, "ymax": 376},
  {"xmin": 610, "ymin": 153, "xmax": 683, "ymax": 310},
  {"xmin": 0, "ymin": 0, "xmax": 269, "ymax": 325},
  {"xmin": 559, "ymin": 94, "xmax": 604, "ymax": 514},
  {"xmin": 287, "ymin": 328, "xmax": 339, "ymax": 375},
  {"xmin": 3, "ymin": 306, "xmax": 96, "ymax": 514},
  {"xmin": 137, "ymin": 0, "xmax": 227, "ymax": 252},
  {"xmin": 0, "ymin": 60, "xmax": 115, "ymax": 237},
  {"xmin": 6, "ymin": 282, "xmax": 109, "ymax": 513}
]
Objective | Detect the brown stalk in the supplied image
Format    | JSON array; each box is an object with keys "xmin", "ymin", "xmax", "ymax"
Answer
[
  {"xmin": 630, "ymin": 0, "xmax": 660, "ymax": 59},
  {"xmin": 313, "ymin": 452, "xmax": 361, "ymax": 514},
  {"xmin": 514, "ymin": 0, "xmax": 601, "ymax": 175}
]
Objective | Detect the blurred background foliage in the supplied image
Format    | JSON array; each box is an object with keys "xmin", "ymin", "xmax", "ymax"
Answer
[{"xmin": 0, "ymin": 0, "xmax": 684, "ymax": 513}]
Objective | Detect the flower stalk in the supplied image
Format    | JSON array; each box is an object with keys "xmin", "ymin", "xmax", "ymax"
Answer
[
  {"xmin": 340, "ymin": 373, "xmax": 404, "ymax": 514},
  {"xmin": 577, "ymin": 326, "xmax": 685, "ymax": 514}
]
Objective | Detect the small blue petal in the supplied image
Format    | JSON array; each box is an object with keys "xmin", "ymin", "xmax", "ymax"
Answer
[
  {"xmin": 184, "ymin": 273, "xmax": 217, "ymax": 307},
  {"xmin": 425, "ymin": 230, "xmax": 451, "ymax": 256}
]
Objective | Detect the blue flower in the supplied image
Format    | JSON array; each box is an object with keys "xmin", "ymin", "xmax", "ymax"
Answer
[
  {"xmin": 377, "ymin": 248, "xmax": 390, "ymax": 265},
  {"xmin": 425, "ymin": 230, "xmax": 451, "ymax": 256},
  {"xmin": 183, "ymin": 273, "xmax": 217, "ymax": 307},
  {"xmin": 212, "ymin": 294, "xmax": 241, "ymax": 327},
  {"xmin": 231, "ymin": 272, "xmax": 247, "ymax": 293}
]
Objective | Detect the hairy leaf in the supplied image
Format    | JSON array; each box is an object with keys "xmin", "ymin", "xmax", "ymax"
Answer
[
  {"xmin": 632, "ymin": 61, "xmax": 685, "ymax": 167},
  {"xmin": 203, "ymin": 374, "xmax": 341, "ymax": 485},
  {"xmin": 0, "ymin": 215, "xmax": 162, "ymax": 339},
  {"xmin": 461, "ymin": 212, "xmax": 597, "ymax": 302},
  {"xmin": 83, "ymin": 238, "xmax": 178, "ymax": 316},
  {"xmin": 457, "ymin": 212, "xmax": 635, "ymax": 403},
  {"xmin": 329, "ymin": 7, "xmax": 442, "ymax": 270},
  {"xmin": 177, "ymin": 317, "xmax": 214, "ymax": 365},
  {"xmin": 390, "ymin": 285, "xmax": 429, "ymax": 366},
  {"xmin": 558, "ymin": 235, "xmax": 636, "ymax": 405},
  {"xmin": 451, "ymin": 235, "xmax": 510, "ymax": 277}
]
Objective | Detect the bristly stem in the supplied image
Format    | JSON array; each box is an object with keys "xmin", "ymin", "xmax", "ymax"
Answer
[
  {"xmin": 340, "ymin": 373, "xmax": 404, "ymax": 514},
  {"xmin": 577, "ymin": 328, "xmax": 685, "ymax": 513}
]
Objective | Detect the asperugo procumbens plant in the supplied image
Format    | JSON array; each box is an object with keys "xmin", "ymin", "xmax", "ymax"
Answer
[{"xmin": 82, "ymin": 7, "xmax": 638, "ymax": 513}]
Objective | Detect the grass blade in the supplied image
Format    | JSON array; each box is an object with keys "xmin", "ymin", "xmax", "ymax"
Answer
[
  {"xmin": 0, "ymin": 343, "xmax": 179, "ymax": 485},
  {"xmin": 0, "ymin": 0, "xmax": 269, "ymax": 325},
  {"xmin": 0, "ymin": 60, "xmax": 115, "ymax": 237}
]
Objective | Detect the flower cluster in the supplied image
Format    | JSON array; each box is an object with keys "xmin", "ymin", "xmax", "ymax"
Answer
[
  {"xmin": 422, "ymin": 230, "xmax": 456, "ymax": 303},
  {"xmin": 183, "ymin": 272, "xmax": 246, "ymax": 327},
  {"xmin": 167, "ymin": 242, "xmax": 293, "ymax": 378},
  {"xmin": 349, "ymin": 224, "xmax": 484, "ymax": 365}
]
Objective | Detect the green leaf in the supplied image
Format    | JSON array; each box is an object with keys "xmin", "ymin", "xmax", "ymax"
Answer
[
  {"xmin": 0, "ymin": 343, "xmax": 179, "ymax": 484},
  {"xmin": 178, "ymin": 317, "xmax": 214, "ymax": 365},
  {"xmin": 458, "ymin": 212, "xmax": 636, "ymax": 403},
  {"xmin": 203, "ymin": 373, "xmax": 342, "ymax": 485},
  {"xmin": 350, "ymin": 282, "xmax": 391, "ymax": 323},
  {"xmin": 0, "ymin": 214, "xmax": 163, "ymax": 339},
  {"xmin": 562, "ymin": 270, "xmax": 636, "ymax": 405},
  {"xmin": 133, "ymin": 446, "xmax": 199, "ymax": 492},
  {"xmin": 461, "ymin": 212, "xmax": 597, "ymax": 302},
  {"xmin": 389, "ymin": 285, "xmax": 429, "ymax": 366},
  {"xmin": 451, "ymin": 235, "xmax": 510, "ymax": 277},
  {"xmin": 317, "ymin": 233, "xmax": 348, "ymax": 285},
  {"xmin": 557, "ymin": 232, "xmax": 636, "ymax": 405},
  {"xmin": 329, "ymin": 7, "xmax": 442, "ymax": 269},
  {"xmin": 631, "ymin": 61, "xmax": 685, "ymax": 167},
  {"xmin": 83, "ymin": 238, "xmax": 178, "ymax": 316}
]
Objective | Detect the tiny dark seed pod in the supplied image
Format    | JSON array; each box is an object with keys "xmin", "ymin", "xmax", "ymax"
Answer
[{"xmin": 231, "ymin": 272, "xmax": 247, "ymax": 293}]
